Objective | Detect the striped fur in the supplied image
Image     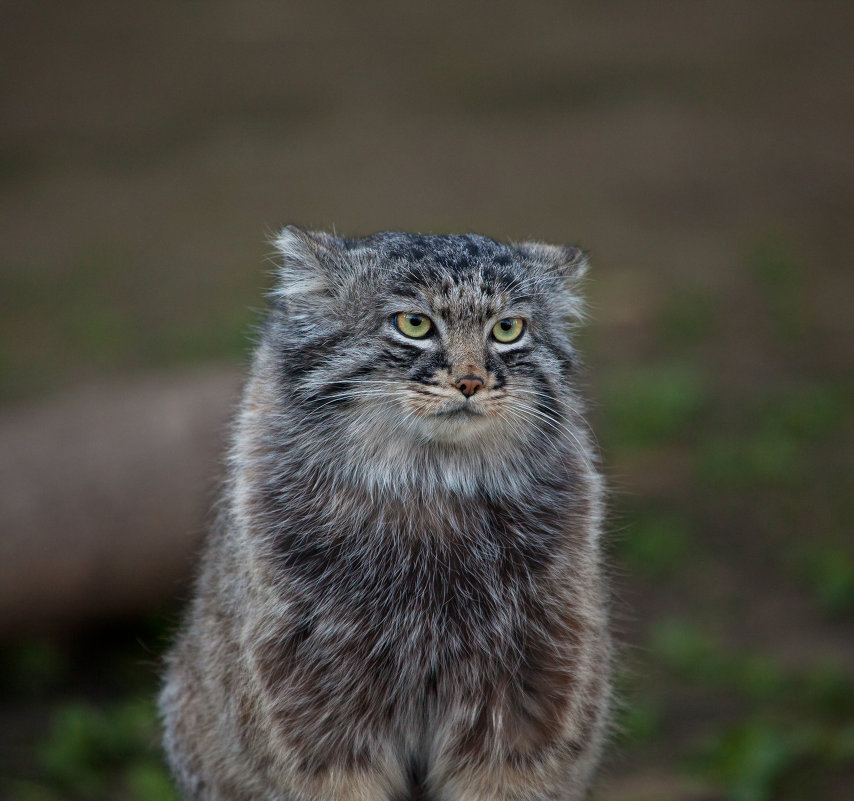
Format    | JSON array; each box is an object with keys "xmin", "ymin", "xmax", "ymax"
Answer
[{"xmin": 160, "ymin": 228, "xmax": 611, "ymax": 800}]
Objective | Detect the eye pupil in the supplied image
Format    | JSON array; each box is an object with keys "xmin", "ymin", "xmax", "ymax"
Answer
[{"xmin": 491, "ymin": 317, "xmax": 524, "ymax": 343}]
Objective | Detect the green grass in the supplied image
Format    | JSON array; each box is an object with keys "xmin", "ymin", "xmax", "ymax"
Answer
[
  {"xmin": 696, "ymin": 431, "xmax": 802, "ymax": 488},
  {"xmin": 640, "ymin": 619, "xmax": 854, "ymax": 800},
  {"xmin": 655, "ymin": 286, "xmax": 719, "ymax": 347},
  {"xmin": 0, "ymin": 612, "xmax": 182, "ymax": 801},
  {"xmin": 697, "ymin": 718, "xmax": 854, "ymax": 801},
  {"xmin": 649, "ymin": 619, "xmax": 854, "ymax": 714},
  {"xmin": 616, "ymin": 511, "xmax": 692, "ymax": 578},
  {"xmin": 746, "ymin": 233, "xmax": 811, "ymax": 341},
  {"xmin": 793, "ymin": 546, "xmax": 854, "ymax": 617},
  {"xmin": 3, "ymin": 695, "xmax": 178, "ymax": 801},
  {"xmin": 694, "ymin": 382, "xmax": 850, "ymax": 489},
  {"xmin": 600, "ymin": 364, "xmax": 708, "ymax": 452},
  {"xmin": 612, "ymin": 688, "xmax": 664, "ymax": 747},
  {"xmin": 761, "ymin": 384, "xmax": 849, "ymax": 442},
  {"xmin": 0, "ymin": 637, "xmax": 68, "ymax": 698},
  {"xmin": 29, "ymin": 698, "xmax": 177, "ymax": 801}
]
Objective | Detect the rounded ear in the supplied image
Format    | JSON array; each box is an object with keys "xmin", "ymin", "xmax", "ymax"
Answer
[
  {"xmin": 514, "ymin": 240, "xmax": 589, "ymax": 320},
  {"xmin": 513, "ymin": 241, "xmax": 589, "ymax": 282},
  {"xmin": 271, "ymin": 225, "xmax": 341, "ymax": 299}
]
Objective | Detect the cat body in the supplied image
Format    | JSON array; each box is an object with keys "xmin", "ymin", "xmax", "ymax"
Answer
[{"xmin": 160, "ymin": 229, "xmax": 611, "ymax": 801}]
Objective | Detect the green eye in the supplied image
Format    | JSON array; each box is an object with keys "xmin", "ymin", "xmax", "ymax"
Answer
[
  {"xmin": 395, "ymin": 312, "xmax": 433, "ymax": 339},
  {"xmin": 491, "ymin": 317, "xmax": 525, "ymax": 343}
]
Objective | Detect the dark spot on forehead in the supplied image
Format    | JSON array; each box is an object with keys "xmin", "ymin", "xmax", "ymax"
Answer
[
  {"xmin": 397, "ymin": 262, "xmax": 442, "ymax": 286},
  {"xmin": 348, "ymin": 231, "xmax": 532, "ymax": 297},
  {"xmin": 480, "ymin": 263, "xmax": 518, "ymax": 288},
  {"xmin": 434, "ymin": 251, "xmax": 473, "ymax": 271},
  {"xmin": 463, "ymin": 239, "xmax": 480, "ymax": 257}
]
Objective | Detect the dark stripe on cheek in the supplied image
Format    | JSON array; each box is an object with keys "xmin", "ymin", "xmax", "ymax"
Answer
[
  {"xmin": 498, "ymin": 345, "xmax": 533, "ymax": 369},
  {"xmin": 381, "ymin": 336, "xmax": 435, "ymax": 369},
  {"xmin": 530, "ymin": 368, "xmax": 561, "ymax": 419},
  {"xmin": 484, "ymin": 352, "xmax": 507, "ymax": 390},
  {"xmin": 300, "ymin": 361, "xmax": 377, "ymax": 411},
  {"xmin": 539, "ymin": 337, "xmax": 576, "ymax": 379},
  {"xmin": 409, "ymin": 350, "xmax": 450, "ymax": 384},
  {"xmin": 278, "ymin": 329, "xmax": 350, "ymax": 381},
  {"xmin": 380, "ymin": 349, "xmax": 414, "ymax": 370}
]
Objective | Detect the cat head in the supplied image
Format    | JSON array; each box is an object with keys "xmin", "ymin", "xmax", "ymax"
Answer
[{"xmin": 266, "ymin": 227, "xmax": 588, "ymax": 452}]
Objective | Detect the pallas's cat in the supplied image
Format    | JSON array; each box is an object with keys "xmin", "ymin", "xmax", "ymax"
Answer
[{"xmin": 160, "ymin": 228, "xmax": 611, "ymax": 801}]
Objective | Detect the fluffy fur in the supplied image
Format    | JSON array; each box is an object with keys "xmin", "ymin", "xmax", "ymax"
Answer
[{"xmin": 160, "ymin": 228, "xmax": 611, "ymax": 801}]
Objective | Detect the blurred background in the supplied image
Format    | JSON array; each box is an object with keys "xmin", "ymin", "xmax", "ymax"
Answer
[{"xmin": 1, "ymin": 1, "xmax": 853, "ymax": 799}]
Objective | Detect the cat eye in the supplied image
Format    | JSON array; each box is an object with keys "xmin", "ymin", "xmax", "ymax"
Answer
[
  {"xmin": 394, "ymin": 312, "xmax": 433, "ymax": 339},
  {"xmin": 491, "ymin": 317, "xmax": 525, "ymax": 343}
]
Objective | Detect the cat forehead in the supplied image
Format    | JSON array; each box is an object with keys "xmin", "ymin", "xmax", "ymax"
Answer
[
  {"xmin": 352, "ymin": 233, "xmax": 528, "ymax": 294},
  {"xmin": 350, "ymin": 232, "xmax": 511, "ymax": 266},
  {"xmin": 273, "ymin": 227, "xmax": 585, "ymax": 318}
]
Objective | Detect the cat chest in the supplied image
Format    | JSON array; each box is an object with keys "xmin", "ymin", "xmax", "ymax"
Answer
[
  {"xmin": 251, "ymin": 527, "xmax": 579, "ymax": 764},
  {"xmin": 268, "ymin": 525, "xmax": 553, "ymax": 673}
]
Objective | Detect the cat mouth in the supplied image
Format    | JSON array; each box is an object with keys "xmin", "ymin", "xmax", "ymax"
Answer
[
  {"xmin": 434, "ymin": 404, "xmax": 482, "ymax": 417},
  {"xmin": 406, "ymin": 387, "xmax": 488, "ymax": 420}
]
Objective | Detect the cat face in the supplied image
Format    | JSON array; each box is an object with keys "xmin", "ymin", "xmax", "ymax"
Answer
[{"xmin": 269, "ymin": 228, "xmax": 587, "ymax": 449}]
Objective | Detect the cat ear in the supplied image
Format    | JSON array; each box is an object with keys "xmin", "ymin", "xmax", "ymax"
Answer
[
  {"xmin": 514, "ymin": 241, "xmax": 588, "ymax": 282},
  {"xmin": 515, "ymin": 241, "xmax": 589, "ymax": 319},
  {"xmin": 272, "ymin": 225, "xmax": 341, "ymax": 299}
]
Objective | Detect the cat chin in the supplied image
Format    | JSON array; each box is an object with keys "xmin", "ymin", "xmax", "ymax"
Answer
[{"xmin": 416, "ymin": 409, "xmax": 503, "ymax": 445}]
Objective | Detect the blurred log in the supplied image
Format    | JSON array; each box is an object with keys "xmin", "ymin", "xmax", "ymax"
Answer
[{"xmin": 0, "ymin": 368, "xmax": 241, "ymax": 638}]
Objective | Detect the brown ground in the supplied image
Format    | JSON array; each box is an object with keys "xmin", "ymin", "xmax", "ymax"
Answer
[{"xmin": 1, "ymin": 1, "xmax": 853, "ymax": 799}]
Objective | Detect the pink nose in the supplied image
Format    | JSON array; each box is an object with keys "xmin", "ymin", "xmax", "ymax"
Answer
[{"xmin": 454, "ymin": 375, "xmax": 484, "ymax": 397}]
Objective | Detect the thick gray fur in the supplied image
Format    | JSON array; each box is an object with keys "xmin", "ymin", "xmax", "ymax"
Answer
[{"xmin": 160, "ymin": 229, "xmax": 611, "ymax": 801}]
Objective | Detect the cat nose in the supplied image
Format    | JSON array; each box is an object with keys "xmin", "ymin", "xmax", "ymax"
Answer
[{"xmin": 455, "ymin": 374, "xmax": 484, "ymax": 397}]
